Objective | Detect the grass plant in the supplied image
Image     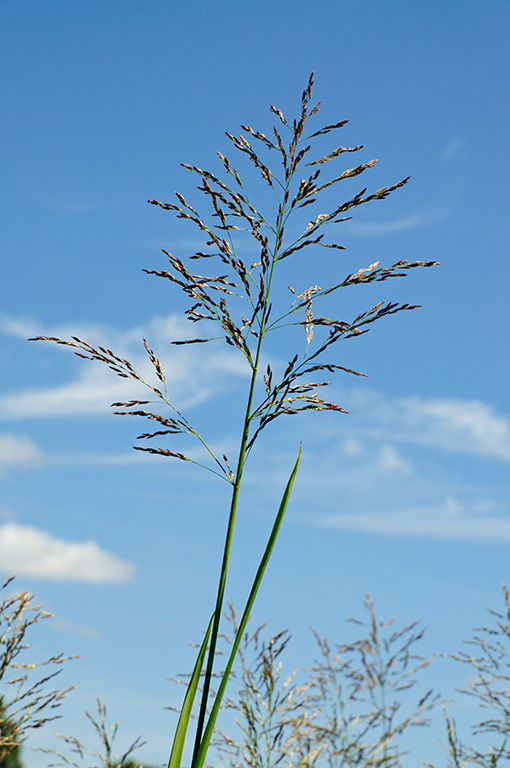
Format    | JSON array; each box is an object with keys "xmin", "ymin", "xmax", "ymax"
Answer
[
  {"xmin": 30, "ymin": 74, "xmax": 438, "ymax": 768},
  {"xmin": 36, "ymin": 695, "xmax": 148, "ymax": 768},
  {"xmin": 215, "ymin": 604, "xmax": 319, "ymax": 768},
  {"xmin": 304, "ymin": 595, "xmax": 439, "ymax": 768},
  {"xmin": 428, "ymin": 585, "xmax": 510, "ymax": 768},
  {"xmin": 0, "ymin": 577, "xmax": 74, "ymax": 765},
  {"xmin": 214, "ymin": 589, "xmax": 510, "ymax": 768},
  {"xmin": 3, "ymin": 575, "xmax": 510, "ymax": 766},
  {"xmin": 212, "ymin": 597, "xmax": 439, "ymax": 768}
]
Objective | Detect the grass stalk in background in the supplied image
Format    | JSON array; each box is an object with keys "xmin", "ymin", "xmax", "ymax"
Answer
[
  {"xmin": 6, "ymin": 583, "xmax": 510, "ymax": 767},
  {"xmin": 428, "ymin": 585, "xmax": 510, "ymax": 768},
  {"xmin": 30, "ymin": 74, "xmax": 438, "ymax": 768},
  {"xmin": 305, "ymin": 594, "xmax": 439, "ymax": 768},
  {"xmin": 0, "ymin": 578, "xmax": 74, "ymax": 766},
  {"xmin": 215, "ymin": 597, "xmax": 439, "ymax": 768},
  {"xmin": 36, "ymin": 695, "xmax": 148, "ymax": 768}
]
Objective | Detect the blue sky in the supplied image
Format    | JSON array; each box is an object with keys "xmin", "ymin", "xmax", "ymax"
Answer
[{"xmin": 1, "ymin": 1, "xmax": 509, "ymax": 765}]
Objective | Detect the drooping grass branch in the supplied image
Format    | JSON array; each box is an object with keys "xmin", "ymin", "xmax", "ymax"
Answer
[{"xmin": 30, "ymin": 73, "xmax": 439, "ymax": 768}]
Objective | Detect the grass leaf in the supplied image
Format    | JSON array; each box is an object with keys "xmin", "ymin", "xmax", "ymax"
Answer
[
  {"xmin": 191, "ymin": 446, "xmax": 302, "ymax": 768},
  {"xmin": 168, "ymin": 614, "xmax": 214, "ymax": 768}
]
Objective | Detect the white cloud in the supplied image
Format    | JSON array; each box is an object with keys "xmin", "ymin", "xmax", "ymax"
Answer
[
  {"xmin": 45, "ymin": 439, "xmax": 216, "ymax": 469},
  {"xmin": 341, "ymin": 437, "xmax": 366, "ymax": 457},
  {"xmin": 0, "ymin": 316, "xmax": 40, "ymax": 338},
  {"xmin": 51, "ymin": 617, "xmax": 102, "ymax": 638},
  {"xmin": 390, "ymin": 396, "xmax": 510, "ymax": 462},
  {"xmin": 0, "ymin": 366, "xmax": 146, "ymax": 420},
  {"xmin": 0, "ymin": 433, "xmax": 41, "ymax": 470},
  {"xmin": 333, "ymin": 439, "xmax": 412, "ymax": 477},
  {"xmin": 375, "ymin": 444, "xmax": 412, "ymax": 474},
  {"xmin": 0, "ymin": 313, "xmax": 249, "ymax": 420},
  {"xmin": 3, "ymin": 313, "xmax": 509, "ymax": 465},
  {"xmin": 328, "ymin": 388, "xmax": 510, "ymax": 464},
  {"xmin": 311, "ymin": 497, "xmax": 510, "ymax": 542},
  {"xmin": 0, "ymin": 523, "xmax": 135, "ymax": 583}
]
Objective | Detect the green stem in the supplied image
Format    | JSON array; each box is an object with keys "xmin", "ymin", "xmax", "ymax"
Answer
[
  {"xmin": 191, "ymin": 445, "xmax": 301, "ymax": 768},
  {"xmin": 191, "ymin": 330, "xmax": 264, "ymax": 761},
  {"xmin": 192, "ymin": 173, "xmax": 292, "ymax": 763}
]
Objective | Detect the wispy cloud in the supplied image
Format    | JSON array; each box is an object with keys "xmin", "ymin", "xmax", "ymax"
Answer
[
  {"xmin": 0, "ymin": 313, "xmax": 249, "ymax": 421},
  {"xmin": 51, "ymin": 617, "xmax": 102, "ymax": 638},
  {"xmin": 0, "ymin": 366, "xmax": 146, "ymax": 420},
  {"xmin": 134, "ymin": 233, "xmax": 264, "ymax": 255},
  {"xmin": 324, "ymin": 388, "xmax": 510, "ymax": 464},
  {"xmin": 41, "ymin": 439, "xmax": 220, "ymax": 469},
  {"xmin": 377, "ymin": 394, "xmax": 510, "ymax": 462},
  {"xmin": 223, "ymin": 389, "xmax": 509, "ymax": 515},
  {"xmin": 344, "ymin": 209, "xmax": 445, "ymax": 236},
  {"xmin": 46, "ymin": 196, "xmax": 112, "ymax": 217},
  {"xmin": 0, "ymin": 522, "xmax": 135, "ymax": 583},
  {"xmin": 247, "ymin": 390, "xmax": 509, "ymax": 545},
  {"xmin": 343, "ymin": 179, "xmax": 460, "ymax": 236},
  {"xmin": 335, "ymin": 440, "xmax": 413, "ymax": 476},
  {"xmin": 442, "ymin": 139, "xmax": 466, "ymax": 162},
  {"xmin": 375, "ymin": 444, "xmax": 413, "ymax": 474},
  {"xmin": 0, "ymin": 433, "xmax": 41, "ymax": 471},
  {"xmin": 310, "ymin": 496, "xmax": 510, "ymax": 542},
  {"xmin": 3, "ymin": 314, "xmax": 508, "ymax": 466}
]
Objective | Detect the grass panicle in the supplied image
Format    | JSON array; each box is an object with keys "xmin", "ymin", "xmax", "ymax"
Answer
[
  {"xmin": 427, "ymin": 584, "xmax": 510, "ymax": 768},
  {"xmin": 36, "ymin": 695, "xmax": 147, "ymax": 768},
  {"xmin": 0, "ymin": 577, "xmax": 75, "ymax": 764},
  {"xmin": 306, "ymin": 594, "xmax": 440, "ymax": 768},
  {"xmin": 29, "ymin": 74, "xmax": 439, "ymax": 768},
  {"xmin": 212, "ymin": 595, "xmax": 439, "ymax": 768},
  {"xmin": 7, "ymin": 581, "xmax": 510, "ymax": 767}
]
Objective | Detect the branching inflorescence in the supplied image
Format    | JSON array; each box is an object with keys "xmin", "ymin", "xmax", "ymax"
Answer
[
  {"xmin": 0, "ymin": 578, "xmax": 75, "ymax": 763},
  {"xmin": 30, "ymin": 74, "xmax": 439, "ymax": 768}
]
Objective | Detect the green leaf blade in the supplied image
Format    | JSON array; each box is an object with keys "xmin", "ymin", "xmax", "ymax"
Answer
[
  {"xmin": 168, "ymin": 613, "xmax": 214, "ymax": 768},
  {"xmin": 191, "ymin": 446, "xmax": 302, "ymax": 768}
]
